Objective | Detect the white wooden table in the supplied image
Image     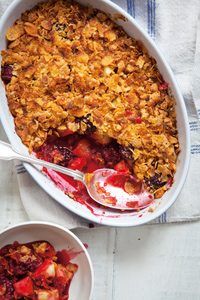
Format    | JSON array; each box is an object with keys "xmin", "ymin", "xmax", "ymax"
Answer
[{"xmin": 1, "ymin": 123, "xmax": 200, "ymax": 300}]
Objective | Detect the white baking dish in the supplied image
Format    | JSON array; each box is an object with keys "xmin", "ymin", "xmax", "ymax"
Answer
[{"xmin": 0, "ymin": 0, "xmax": 190, "ymax": 226}]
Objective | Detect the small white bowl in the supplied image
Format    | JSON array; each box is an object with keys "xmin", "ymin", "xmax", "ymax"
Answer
[{"xmin": 0, "ymin": 222, "xmax": 94, "ymax": 300}]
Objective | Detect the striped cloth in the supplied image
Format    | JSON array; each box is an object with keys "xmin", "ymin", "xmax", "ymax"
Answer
[{"xmin": 1, "ymin": 0, "xmax": 200, "ymax": 227}]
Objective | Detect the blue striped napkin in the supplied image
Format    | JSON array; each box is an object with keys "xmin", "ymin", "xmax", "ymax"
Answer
[{"xmin": 1, "ymin": 0, "xmax": 200, "ymax": 227}]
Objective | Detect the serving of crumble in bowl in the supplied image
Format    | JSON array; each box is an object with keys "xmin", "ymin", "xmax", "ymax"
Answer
[
  {"xmin": 0, "ymin": 222, "xmax": 94, "ymax": 299},
  {"xmin": 0, "ymin": 0, "xmax": 190, "ymax": 226}
]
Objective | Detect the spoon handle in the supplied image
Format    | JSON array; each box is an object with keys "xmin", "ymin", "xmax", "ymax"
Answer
[{"xmin": 0, "ymin": 140, "xmax": 84, "ymax": 182}]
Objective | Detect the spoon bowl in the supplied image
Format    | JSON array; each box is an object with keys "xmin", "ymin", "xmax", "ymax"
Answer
[{"xmin": 84, "ymin": 169, "xmax": 154, "ymax": 210}]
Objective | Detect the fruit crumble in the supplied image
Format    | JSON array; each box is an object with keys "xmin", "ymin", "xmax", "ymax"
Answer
[
  {"xmin": 0, "ymin": 240, "xmax": 78, "ymax": 299},
  {"xmin": 1, "ymin": 0, "xmax": 180, "ymax": 198}
]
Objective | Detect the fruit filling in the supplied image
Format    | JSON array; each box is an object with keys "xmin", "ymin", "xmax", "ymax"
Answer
[
  {"xmin": 36, "ymin": 133, "xmax": 172, "ymax": 209},
  {"xmin": 0, "ymin": 241, "xmax": 78, "ymax": 299}
]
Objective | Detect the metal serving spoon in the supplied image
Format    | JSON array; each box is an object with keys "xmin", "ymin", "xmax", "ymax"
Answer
[{"xmin": 0, "ymin": 140, "xmax": 154, "ymax": 210}]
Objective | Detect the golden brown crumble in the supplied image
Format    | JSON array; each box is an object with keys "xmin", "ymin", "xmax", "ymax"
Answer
[{"xmin": 1, "ymin": 0, "xmax": 179, "ymax": 192}]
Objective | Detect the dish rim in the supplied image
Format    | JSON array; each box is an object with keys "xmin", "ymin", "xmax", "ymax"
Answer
[{"xmin": 0, "ymin": 0, "xmax": 190, "ymax": 227}]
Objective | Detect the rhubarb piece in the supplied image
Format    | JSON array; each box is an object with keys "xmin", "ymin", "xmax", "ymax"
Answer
[
  {"xmin": 14, "ymin": 276, "xmax": 33, "ymax": 297},
  {"xmin": 73, "ymin": 139, "xmax": 91, "ymax": 158},
  {"xmin": 68, "ymin": 157, "xmax": 87, "ymax": 171},
  {"xmin": 106, "ymin": 174, "xmax": 126, "ymax": 189}
]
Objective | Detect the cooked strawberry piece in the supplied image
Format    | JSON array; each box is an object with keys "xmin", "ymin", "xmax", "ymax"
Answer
[
  {"xmin": 158, "ymin": 82, "xmax": 169, "ymax": 91},
  {"xmin": 135, "ymin": 116, "xmax": 142, "ymax": 124},
  {"xmin": 33, "ymin": 259, "xmax": 55, "ymax": 279},
  {"xmin": 125, "ymin": 109, "xmax": 133, "ymax": 116},
  {"xmin": 14, "ymin": 276, "xmax": 33, "ymax": 297},
  {"xmin": 106, "ymin": 174, "xmax": 127, "ymax": 189},
  {"xmin": 106, "ymin": 173, "xmax": 142, "ymax": 194},
  {"xmin": 114, "ymin": 160, "xmax": 130, "ymax": 174},
  {"xmin": 87, "ymin": 161, "xmax": 100, "ymax": 173},
  {"xmin": 72, "ymin": 139, "xmax": 91, "ymax": 158},
  {"xmin": 68, "ymin": 157, "xmax": 87, "ymax": 171}
]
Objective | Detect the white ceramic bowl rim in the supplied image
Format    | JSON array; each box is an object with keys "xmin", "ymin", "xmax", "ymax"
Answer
[
  {"xmin": 0, "ymin": 0, "xmax": 190, "ymax": 227},
  {"xmin": 0, "ymin": 221, "xmax": 94, "ymax": 299}
]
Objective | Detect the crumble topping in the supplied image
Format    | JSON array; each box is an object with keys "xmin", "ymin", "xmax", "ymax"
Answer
[{"xmin": 1, "ymin": 0, "xmax": 180, "ymax": 195}]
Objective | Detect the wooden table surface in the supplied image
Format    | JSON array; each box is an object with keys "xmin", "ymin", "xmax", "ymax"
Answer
[{"xmin": 0, "ymin": 123, "xmax": 200, "ymax": 300}]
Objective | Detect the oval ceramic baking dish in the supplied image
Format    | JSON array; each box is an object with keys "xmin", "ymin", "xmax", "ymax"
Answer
[{"xmin": 0, "ymin": 0, "xmax": 190, "ymax": 226}]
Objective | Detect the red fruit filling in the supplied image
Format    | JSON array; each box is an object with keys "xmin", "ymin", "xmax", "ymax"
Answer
[
  {"xmin": 36, "ymin": 134, "xmax": 137, "ymax": 210},
  {"xmin": 106, "ymin": 174, "xmax": 142, "ymax": 195},
  {"xmin": 72, "ymin": 139, "xmax": 91, "ymax": 158},
  {"xmin": 68, "ymin": 157, "xmax": 87, "ymax": 171},
  {"xmin": 0, "ymin": 241, "xmax": 78, "ymax": 299},
  {"xmin": 36, "ymin": 133, "xmax": 157, "ymax": 211}
]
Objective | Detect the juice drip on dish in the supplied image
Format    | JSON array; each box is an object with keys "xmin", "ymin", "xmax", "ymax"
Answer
[{"xmin": 44, "ymin": 168, "xmax": 100, "ymax": 215}]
